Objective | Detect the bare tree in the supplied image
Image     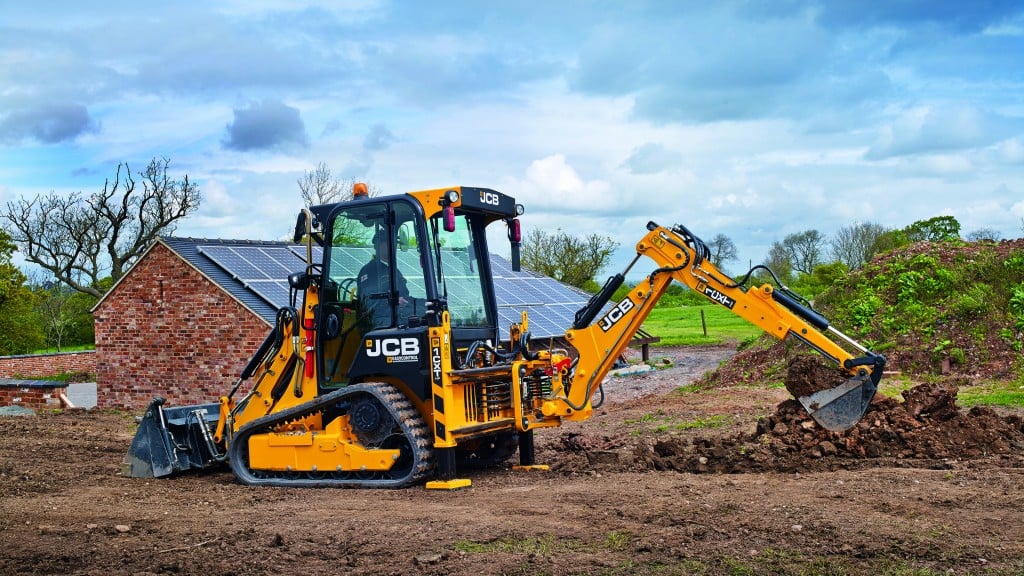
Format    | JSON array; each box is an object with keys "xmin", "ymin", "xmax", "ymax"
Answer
[
  {"xmin": 965, "ymin": 227, "xmax": 1002, "ymax": 242},
  {"xmin": 761, "ymin": 229, "xmax": 826, "ymax": 280},
  {"xmin": 521, "ymin": 228, "xmax": 619, "ymax": 289},
  {"xmin": 783, "ymin": 229, "xmax": 826, "ymax": 276},
  {"xmin": 707, "ymin": 233, "xmax": 738, "ymax": 268},
  {"xmin": 830, "ymin": 221, "xmax": 888, "ymax": 269},
  {"xmin": 2, "ymin": 157, "xmax": 201, "ymax": 298},
  {"xmin": 298, "ymin": 161, "xmax": 379, "ymax": 206}
]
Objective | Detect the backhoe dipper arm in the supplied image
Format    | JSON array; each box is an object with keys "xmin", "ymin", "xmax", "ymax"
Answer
[{"xmin": 560, "ymin": 222, "xmax": 884, "ymax": 430}]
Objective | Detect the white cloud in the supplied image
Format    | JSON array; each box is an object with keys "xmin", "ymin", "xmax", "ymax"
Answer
[
  {"xmin": 518, "ymin": 155, "xmax": 615, "ymax": 213},
  {"xmin": 997, "ymin": 138, "xmax": 1024, "ymax": 163},
  {"xmin": 621, "ymin": 143, "xmax": 683, "ymax": 175},
  {"xmin": 866, "ymin": 103, "xmax": 1015, "ymax": 159}
]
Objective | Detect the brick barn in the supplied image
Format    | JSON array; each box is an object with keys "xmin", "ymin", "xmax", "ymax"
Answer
[
  {"xmin": 92, "ymin": 238, "xmax": 285, "ymax": 409},
  {"xmin": 93, "ymin": 237, "xmax": 603, "ymax": 411}
]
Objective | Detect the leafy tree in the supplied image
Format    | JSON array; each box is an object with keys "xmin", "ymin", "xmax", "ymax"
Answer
[
  {"xmin": 871, "ymin": 228, "xmax": 909, "ymax": 255},
  {"xmin": 707, "ymin": 233, "xmax": 738, "ymax": 268},
  {"xmin": 831, "ymin": 222, "xmax": 888, "ymax": 270},
  {"xmin": 965, "ymin": 227, "xmax": 1001, "ymax": 242},
  {"xmin": 521, "ymin": 228, "xmax": 619, "ymax": 289},
  {"xmin": 792, "ymin": 261, "xmax": 850, "ymax": 299},
  {"xmin": 0, "ymin": 231, "xmax": 45, "ymax": 354},
  {"xmin": 761, "ymin": 241, "xmax": 794, "ymax": 283},
  {"xmin": 2, "ymin": 157, "xmax": 201, "ymax": 298},
  {"xmin": 28, "ymin": 275, "xmax": 99, "ymax": 351},
  {"xmin": 66, "ymin": 289, "xmax": 101, "ymax": 345},
  {"xmin": 903, "ymin": 215, "xmax": 961, "ymax": 243}
]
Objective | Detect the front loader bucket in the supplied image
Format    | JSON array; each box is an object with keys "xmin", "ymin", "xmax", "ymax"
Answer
[
  {"xmin": 798, "ymin": 374, "xmax": 878, "ymax": 433},
  {"xmin": 123, "ymin": 398, "xmax": 223, "ymax": 478}
]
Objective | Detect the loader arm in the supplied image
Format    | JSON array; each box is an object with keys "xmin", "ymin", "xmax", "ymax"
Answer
[{"xmin": 561, "ymin": 221, "xmax": 884, "ymax": 431}]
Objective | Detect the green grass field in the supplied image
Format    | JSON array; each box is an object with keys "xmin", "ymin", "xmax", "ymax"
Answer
[
  {"xmin": 641, "ymin": 305, "xmax": 761, "ymax": 346},
  {"xmin": 30, "ymin": 344, "xmax": 95, "ymax": 354}
]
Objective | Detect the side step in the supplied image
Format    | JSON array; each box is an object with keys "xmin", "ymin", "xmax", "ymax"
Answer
[{"xmin": 123, "ymin": 398, "xmax": 222, "ymax": 478}]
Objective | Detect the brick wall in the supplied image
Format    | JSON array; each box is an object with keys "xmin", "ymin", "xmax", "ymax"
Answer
[
  {"xmin": 0, "ymin": 351, "xmax": 96, "ymax": 378},
  {"xmin": 0, "ymin": 380, "xmax": 66, "ymax": 409},
  {"xmin": 93, "ymin": 242, "xmax": 270, "ymax": 410}
]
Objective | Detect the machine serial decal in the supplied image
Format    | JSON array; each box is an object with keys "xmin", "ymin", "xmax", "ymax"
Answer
[
  {"xmin": 701, "ymin": 285, "xmax": 736, "ymax": 309},
  {"xmin": 430, "ymin": 337, "xmax": 442, "ymax": 383},
  {"xmin": 366, "ymin": 337, "xmax": 421, "ymax": 363},
  {"xmin": 598, "ymin": 296, "xmax": 635, "ymax": 332}
]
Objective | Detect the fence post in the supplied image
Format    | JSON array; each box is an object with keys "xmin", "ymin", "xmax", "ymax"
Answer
[{"xmin": 700, "ymin": 309, "xmax": 707, "ymax": 337}]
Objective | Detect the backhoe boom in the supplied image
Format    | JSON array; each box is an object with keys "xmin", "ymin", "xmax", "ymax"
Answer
[{"xmin": 562, "ymin": 222, "xmax": 884, "ymax": 431}]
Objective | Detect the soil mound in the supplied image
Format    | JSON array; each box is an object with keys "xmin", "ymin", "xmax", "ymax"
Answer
[
  {"xmin": 547, "ymin": 381, "xmax": 1024, "ymax": 475},
  {"xmin": 783, "ymin": 354, "xmax": 849, "ymax": 398}
]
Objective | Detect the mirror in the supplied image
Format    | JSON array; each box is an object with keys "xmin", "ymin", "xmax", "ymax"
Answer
[{"xmin": 292, "ymin": 211, "xmax": 309, "ymax": 243}]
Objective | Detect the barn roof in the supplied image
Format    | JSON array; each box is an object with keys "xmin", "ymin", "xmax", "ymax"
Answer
[
  {"xmin": 142, "ymin": 236, "xmax": 597, "ymax": 339},
  {"xmin": 160, "ymin": 236, "xmax": 289, "ymax": 324}
]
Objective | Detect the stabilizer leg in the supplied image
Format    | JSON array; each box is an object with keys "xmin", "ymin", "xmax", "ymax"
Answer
[
  {"xmin": 513, "ymin": 430, "xmax": 548, "ymax": 472},
  {"xmin": 425, "ymin": 447, "xmax": 471, "ymax": 490}
]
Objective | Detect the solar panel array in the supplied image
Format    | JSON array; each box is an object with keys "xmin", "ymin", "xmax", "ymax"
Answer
[
  {"xmin": 197, "ymin": 244, "xmax": 598, "ymax": 340},
  {"xmin": 198, "ymin": 245, "xmax": 307, "ymax": 309},
  {"xmin": 490, "ymin": 254, "xmax": 596, "ymax": 339}
]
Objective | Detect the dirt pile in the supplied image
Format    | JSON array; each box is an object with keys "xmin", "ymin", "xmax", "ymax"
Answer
[
  {"xmin": 783, "ymin": 354, "xmax": 849, "ymax": 398},
  {"xmin": 544, "ymin": 380, "xmax": 1024, "ymax": 476},
  {"xmin": 630, "ymin": 382, "xmax": 1024, "ymax": 474}
]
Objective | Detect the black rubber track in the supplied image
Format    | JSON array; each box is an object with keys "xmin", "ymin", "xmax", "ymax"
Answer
[{"xmin": 227, "ymin": 382, "xmax": 434, "ymax": 488}]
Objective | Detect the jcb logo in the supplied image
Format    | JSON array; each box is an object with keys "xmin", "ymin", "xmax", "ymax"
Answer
[
  {"xmin": 480, "ymin": 191, "xmax": 501, "ymax": 206},
  {"xmin": 366, "ymin": 337, "xmax": 420, "ymax": 357},
  {"xmin": 598, "ymin": 297, "xmax": 635, "ymax": 332}
]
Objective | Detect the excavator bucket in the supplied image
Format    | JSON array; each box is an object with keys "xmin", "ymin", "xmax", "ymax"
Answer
[
  {"xmin": 797, "ymin": 373, "xmax": 878, "ymax": 432},
  {"xmin": 123, "ymin": 398, "xmax": 222, "ymax": 478}
]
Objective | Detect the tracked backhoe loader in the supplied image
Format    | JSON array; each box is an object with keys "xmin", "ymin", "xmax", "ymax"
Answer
[{"xmin": 125, "ymin": 184, "xmax": 886, "ymax": 489}]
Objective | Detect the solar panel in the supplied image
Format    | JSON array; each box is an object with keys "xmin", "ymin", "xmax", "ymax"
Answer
[
  {"xmin": 289, "ymin": 245, "xmax": 324, "ymax": 265},
  {"xmin": 199, "ymin": 246, "xmax": 273, "ymax": 280},
  {"xmin": 199, "ymin": 244, "xmax": 309, "ymax": 309},
  {"xmin": 488, "ymin": 254, "xmax": 606, "ymax": 339},
  {"xmin": 248, "ymin": 280, "xmax": 292, "ymax": 308},
  {"xmin": 244, "ymin": 246, "xmax": 300, "ymax": 278}
]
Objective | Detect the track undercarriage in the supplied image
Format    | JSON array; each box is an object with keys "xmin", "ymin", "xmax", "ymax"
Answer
[{"xmin": 228, "ymin": 382, "xmax": 435, "ymax": 488}]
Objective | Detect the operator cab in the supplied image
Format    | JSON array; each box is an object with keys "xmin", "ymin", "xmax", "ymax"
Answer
[{"xmin": 305, "ymin": 187, "xmax": 522, "ymax": 401}]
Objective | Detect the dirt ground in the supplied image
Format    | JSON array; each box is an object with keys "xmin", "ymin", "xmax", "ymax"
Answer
[{"xmin": 2, "ymin": 345, "xmax": 1023, "ymax": 576}]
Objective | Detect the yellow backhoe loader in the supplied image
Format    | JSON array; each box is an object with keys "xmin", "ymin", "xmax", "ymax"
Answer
[{"xmin": 125, "ymin": 184, "xmax": 885, "ymax": 489}]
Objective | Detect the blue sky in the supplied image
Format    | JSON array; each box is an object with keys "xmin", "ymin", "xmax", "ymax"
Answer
[{"xmin": 2, "ymin": 0, "xmax": 1023, "ymax": 279}]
